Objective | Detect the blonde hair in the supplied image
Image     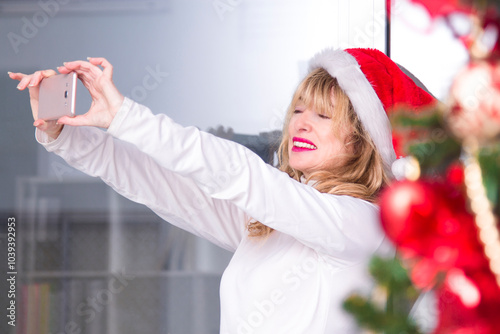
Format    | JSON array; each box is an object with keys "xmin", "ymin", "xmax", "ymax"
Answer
[{"xmin": 247, "ymin": 68, "xmax": 390, "ymax": 238}]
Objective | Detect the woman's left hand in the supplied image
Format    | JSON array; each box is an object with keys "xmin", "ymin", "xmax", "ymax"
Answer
[{"xmin": 57, "ymin": 57, "xmax": 124, "ymax": 129}]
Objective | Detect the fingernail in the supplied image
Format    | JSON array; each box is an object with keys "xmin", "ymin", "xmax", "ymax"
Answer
[
  {"xmin": 63, "ymin": 62, "xmax": 67, "ymax": 65},
  {"xmin": 87, "ymin": 57, "xmax": 92, "ymax": 60},
  {"xmin": 16, "ymin": 84, "xmax": 22, "ymax": 90},
  {"xmin": 28, "ymin": 83, "xmax": 34, "ymax": 87},
  {"xmin": 7, "ymin": 71, "xmax": 12, "ymax": 75}
]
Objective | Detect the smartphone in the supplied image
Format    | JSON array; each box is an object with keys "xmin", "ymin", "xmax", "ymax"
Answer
[{"xmin": 38, "ymin": 72, "xmax": 77, "ymax": 121}]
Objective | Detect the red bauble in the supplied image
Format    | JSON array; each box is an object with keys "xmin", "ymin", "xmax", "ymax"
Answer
[
  {"xmin": 408, "ymin": 0, "xmax": 475, "ymax": 18},
  {"xmin": 379, "ymin": 180, "xmax": 484, "ymax": 270},
  {"xmin": 433, "ymin": 268, "xmax": 500, "ymax": 334},
  {"xmin": 446, "ymin": 162, "xmax": 465, "ymax": 187},
  {"xmin": 408, "ymin": 257, "xmax": 443, "ymax": 289},
  {"xmin": 448, "ymin": 60, "xmax": 500, "ymax": 141},
  {"xmin": 380, "ymin": 180, "xmax": 500, "ymax": 332},
  {"xmin": 482, "ymin": 9, "xmax": 500, "ymax": 59}
]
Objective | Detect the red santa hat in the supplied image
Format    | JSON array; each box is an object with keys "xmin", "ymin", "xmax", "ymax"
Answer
[{"xmin": 308, "ymin": 48, "xmax": 436, "ymax": 179}]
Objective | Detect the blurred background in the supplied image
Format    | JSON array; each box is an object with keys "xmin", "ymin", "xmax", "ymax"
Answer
[{"xmin": 0, "ymin": 0, "xmax": 467, "ymax": 333}]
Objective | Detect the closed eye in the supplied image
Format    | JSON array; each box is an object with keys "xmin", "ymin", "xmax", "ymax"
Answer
[{"xmin": 319, "ymin": 114, "xmax": 331, "ymax": 119}]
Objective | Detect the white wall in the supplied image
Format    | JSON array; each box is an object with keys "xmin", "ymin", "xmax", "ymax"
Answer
[
  {"xmin": 1, "ymin": 0, "xmax": 387, "ymax": 133},
  {"xmin": 390, "ymin": 0, "xmax": 469, "ymax": 100},
  {"xmin": 0, "ymin": 0, "xmax": 387, "ymax": 209}
]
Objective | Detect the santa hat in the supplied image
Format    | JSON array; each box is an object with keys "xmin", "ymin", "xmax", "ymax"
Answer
[{"xmin": 308, "ymin": 48, "xmax": 436, "ymax": 179}]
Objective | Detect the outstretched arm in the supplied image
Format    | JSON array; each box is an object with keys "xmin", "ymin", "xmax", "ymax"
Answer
[
  {"xmin": 110, "ymin": 98, "xmax": 387, "ymax": 262},
  {"xmin": 10, "ymin": 63, "xmax": 247, "ymax": 251},
  {"xmin": 36, "ymin": 125, "xmax": 247, "ymax": 252}
]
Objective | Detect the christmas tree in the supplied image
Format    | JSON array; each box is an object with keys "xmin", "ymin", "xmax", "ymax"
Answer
[{"xmin": 344, "ymin": 1, "xmax": 500, "ymax": 333}]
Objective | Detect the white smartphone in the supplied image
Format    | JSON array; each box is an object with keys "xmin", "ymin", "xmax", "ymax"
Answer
[{"xmin": 38, "ymin": 72, "xmax": 77, "ymax": 121}]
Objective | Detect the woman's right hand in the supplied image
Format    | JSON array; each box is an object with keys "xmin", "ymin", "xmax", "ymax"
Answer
[
  {"xmin": 9, "ymin": 57, "xmax": 124, "ymax": 140},
  {"xmin": 8, "ymin": 69, "xmax": 64, "ymax": 140},
  {"xmin": 56, "ymin": 58, "xmax": 124, "ymax": 130}
]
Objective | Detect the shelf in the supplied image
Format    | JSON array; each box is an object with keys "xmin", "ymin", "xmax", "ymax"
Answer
[
  {"xmin": 25, "ymin": 270, "xmax": 222, "ymax": 279},
  {"xmin": 15, "ymin": 175, "xmax": 226, "ymax": 334}
]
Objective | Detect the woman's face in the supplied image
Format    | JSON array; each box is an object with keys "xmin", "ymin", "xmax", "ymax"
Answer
[{"xmin": 288, "ymin": 102, "xmax": 349, "ymax": 178}]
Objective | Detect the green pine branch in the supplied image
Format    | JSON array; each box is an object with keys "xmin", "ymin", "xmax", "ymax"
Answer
[
  {"xmin": 391, "ymin": 107, "xmax": 462, "ymax": 175},
  {"xmin": 408, "ymin": 137, "xmax": 462, "ymax": 174},
  {"xmin": 343, "ymin": 256, "xmax": 422, "ymax": 334},
  {"xmin": 478, "ymin": 143, "xmax": 500, "ymax": 215}
]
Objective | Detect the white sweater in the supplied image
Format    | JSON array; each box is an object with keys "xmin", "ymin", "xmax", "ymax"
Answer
[{"xmin": 37, "ymin": 97, "xmax": 392, "ymax": 333}]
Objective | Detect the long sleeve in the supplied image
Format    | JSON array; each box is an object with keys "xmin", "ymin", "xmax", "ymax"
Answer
[
  {"xmin": 36, "ymin": 125, "xmax": 247, "ymax": 252},
  {"xmin": 107, "ymin": 98, "xmax": 387, "ymax": 262}
]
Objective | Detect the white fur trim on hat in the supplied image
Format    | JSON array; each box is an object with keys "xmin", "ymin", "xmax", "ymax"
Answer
[{"xmin": 308, "ymin": 48, "xmax": 397, "ymax": 178}]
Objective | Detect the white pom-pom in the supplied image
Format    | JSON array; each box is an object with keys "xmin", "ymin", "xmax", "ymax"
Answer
[{"xmin": 391, "ymin": 156, "xmax": 420, "ymax": 181}]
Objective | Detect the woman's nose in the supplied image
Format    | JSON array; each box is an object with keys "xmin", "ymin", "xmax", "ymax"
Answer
[{"xmin": 294, "ymin": 111, "xmax": 313, "ymax": 131}]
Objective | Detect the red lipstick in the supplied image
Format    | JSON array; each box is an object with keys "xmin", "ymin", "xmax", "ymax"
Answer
[{"xmin": 291, "ymin": 137, "xmax": 317, "ymax": 152}]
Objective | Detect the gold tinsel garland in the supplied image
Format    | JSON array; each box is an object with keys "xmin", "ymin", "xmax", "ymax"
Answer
[{"xmin": 462, "ymin": 137, "xmax": 500, "ymax": 287}]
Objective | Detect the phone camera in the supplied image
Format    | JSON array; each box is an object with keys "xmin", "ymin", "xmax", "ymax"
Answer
[{"xmin": 64, "ymin": 90, "xmax": 68, "ymax": 98}]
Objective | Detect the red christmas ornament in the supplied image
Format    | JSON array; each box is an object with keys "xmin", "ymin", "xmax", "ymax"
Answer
[
  {"xmin": 433, "ymin": 268, "xmax": 500, "ymax": 334},
  {"xmin": 447, "ymin": 60, "xmax": 500, "ymax": 141},
  {"xmin": 408, "ymin": 0, "xmax": 475, "ymax": 18},
  {"xmin": 482, "ymin": 9, "xmax": 500, "ymax": 59},
  {"xmin": 446, "ymin": 162, "xmax": 465, "ymax": 187},
  {"xmin": 408, "ymin": 257, "xmax": 443, "ymax": 290},
  {"xmin": 380, "ymin": 179, "xmax": 500, "ymax": 331},
  {"xmin": 379, "ymin": 180, "xmax": 484, "ymax": 270},
  {"xmin": 405, "ymin": 1, "xmax": 500, "ymax": 58}
]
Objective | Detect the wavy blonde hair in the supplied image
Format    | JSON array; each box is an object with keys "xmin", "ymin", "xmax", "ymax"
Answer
[{"xmin": 247, "ymin": 68, "xmax": 390, "ymax": 238}]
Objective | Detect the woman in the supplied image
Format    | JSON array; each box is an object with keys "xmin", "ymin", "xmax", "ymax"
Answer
[{"xmin": 10, "ymin": 48, "xmax": 434, "ymax": 333}]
